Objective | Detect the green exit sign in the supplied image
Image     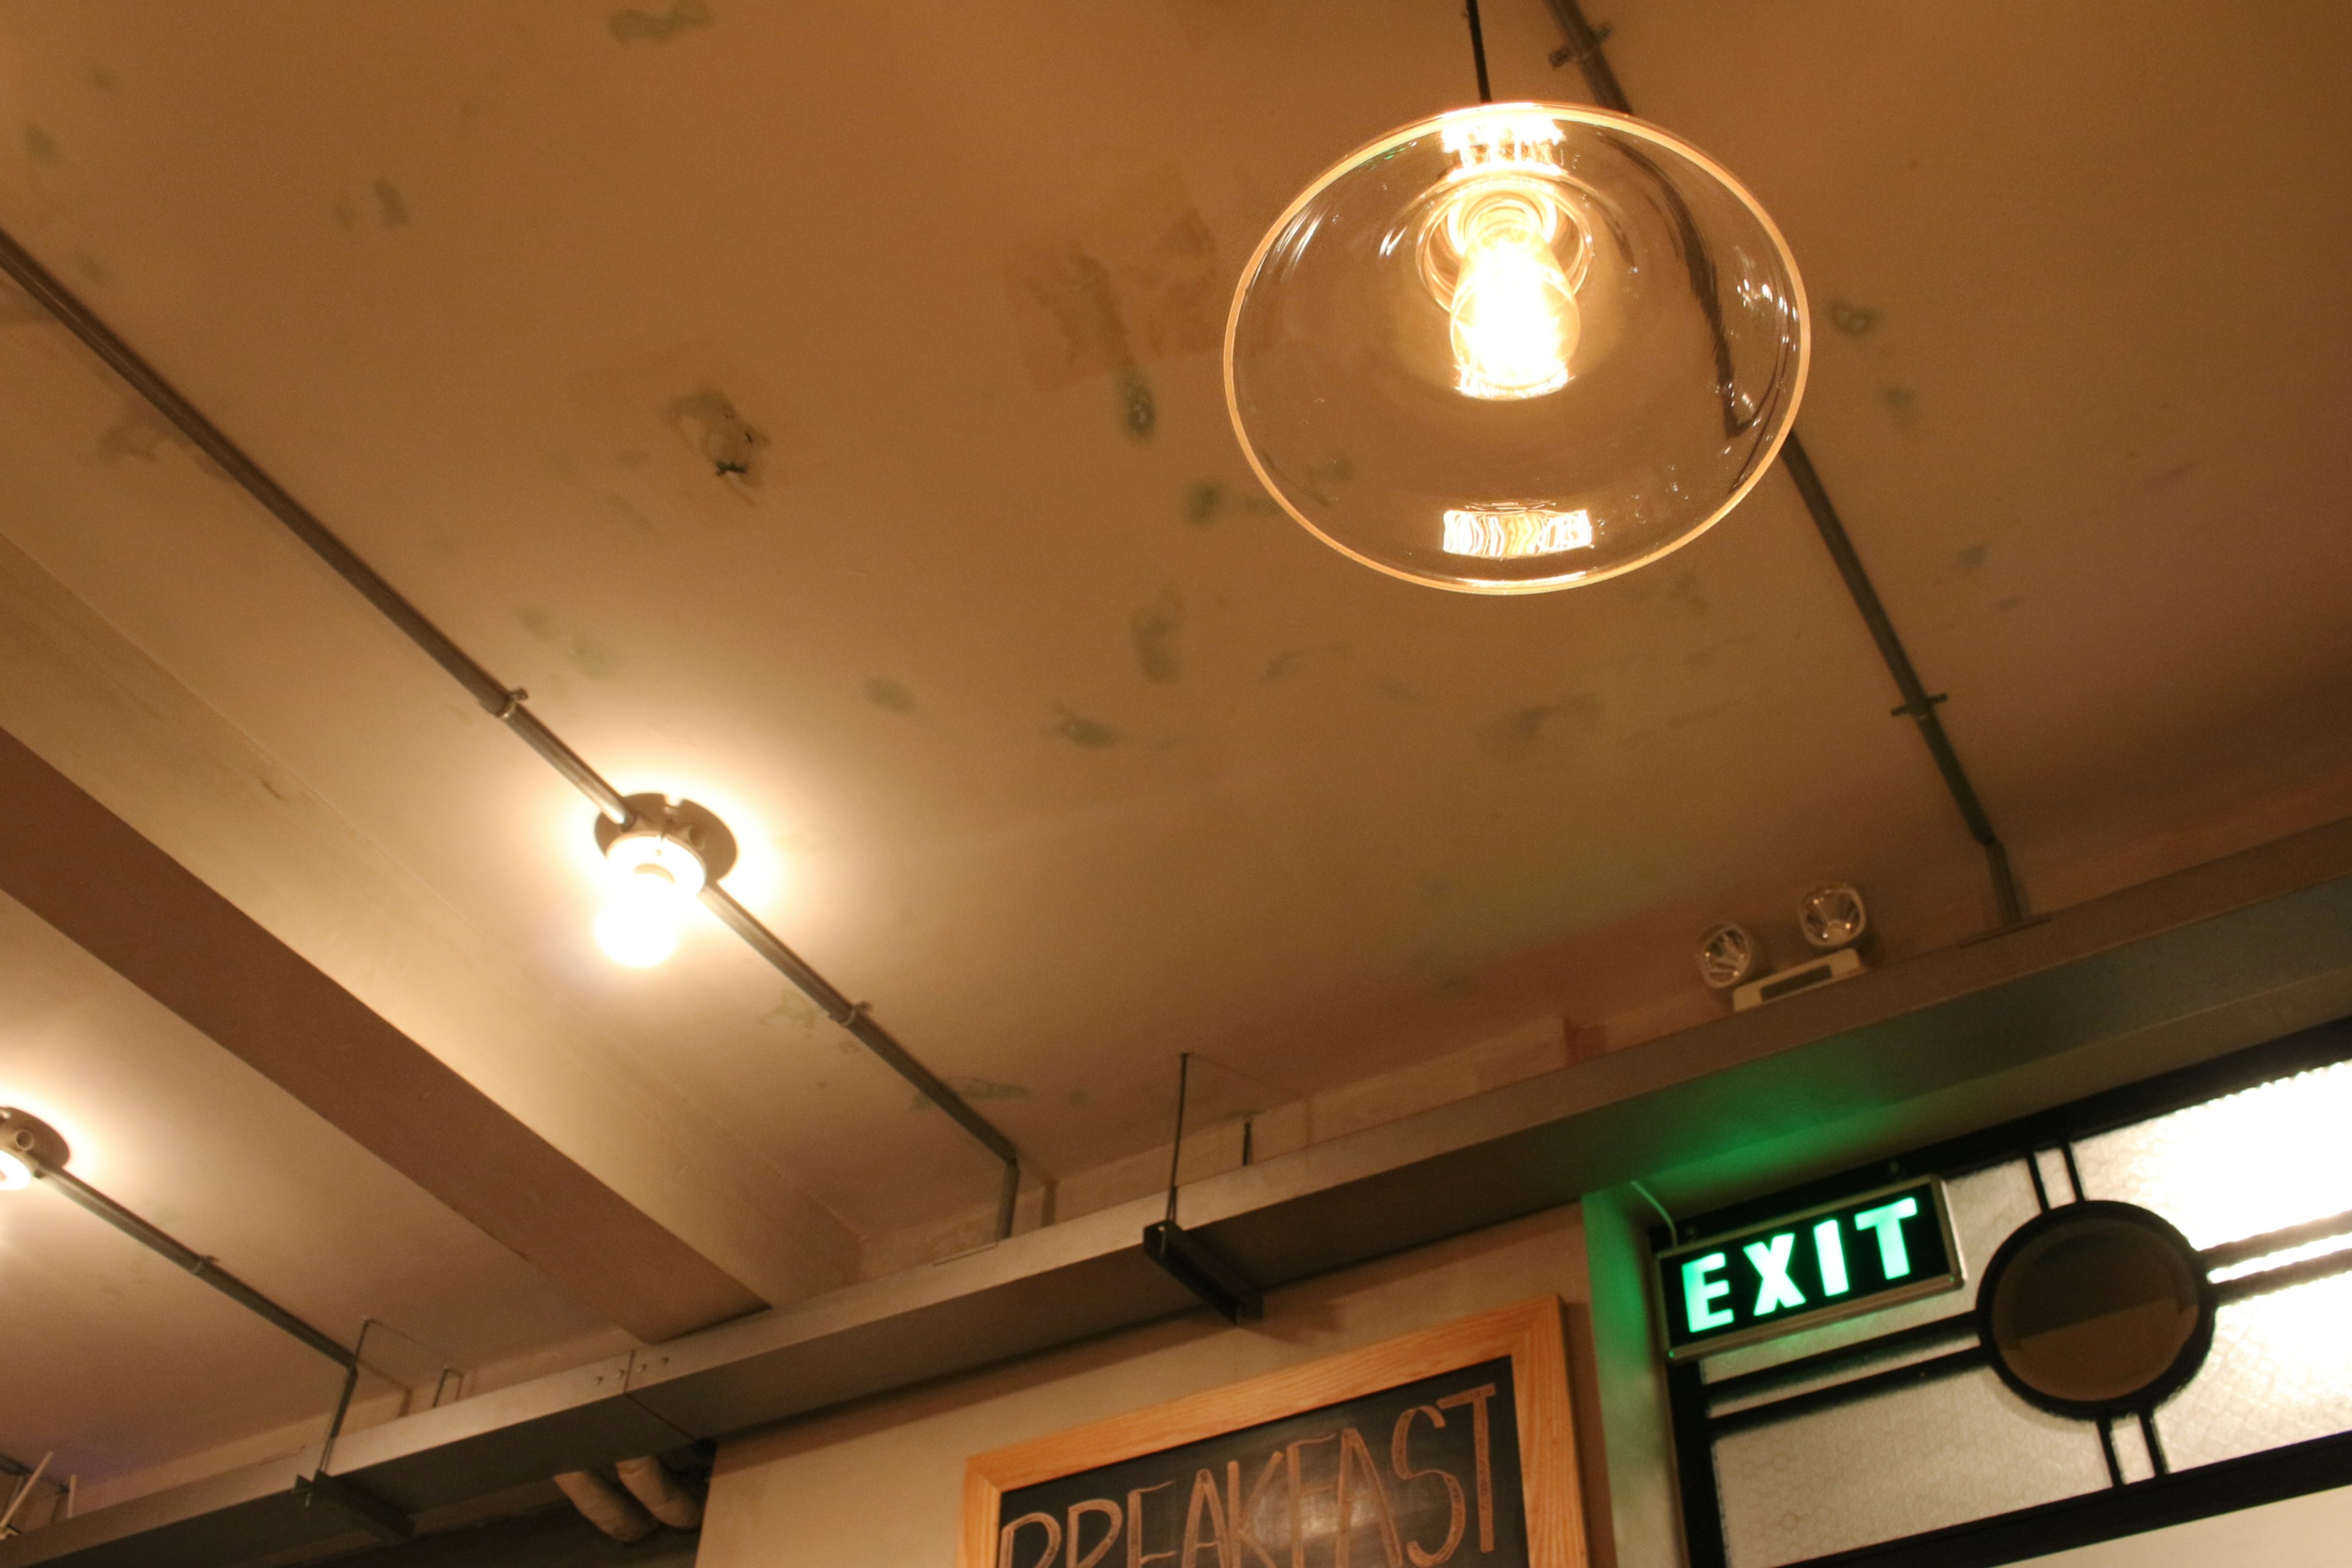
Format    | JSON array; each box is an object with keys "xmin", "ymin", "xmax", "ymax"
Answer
[{"xmin": 1656, "ymin": 1178, "xmax": 1963, "ymax": 1359}]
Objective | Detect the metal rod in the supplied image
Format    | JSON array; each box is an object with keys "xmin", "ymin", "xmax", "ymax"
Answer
[
  {"xmin": 2138, "ymin": 1409, "xmax": 2170, "ymax": 1477},
  {"xmin": 2097, "ymin": 1419, "xmax": 2125, "ymax": 1488},
  {"xmin": 1699, "ymin": 1311, "xmax": 1977, "ymax": 1409},
  {"xmin": 1464, "ymin": 0, "xmax": 1493, "ymax": 103},
  {"xmin": 1706, "ymin": 1344, "xmax": 1986, "ymax": 1435},
  {"xmin": 0, "ymin": 226, "xmax": 630, "ymax": 826},
  {"xmin": 0, "ymin": 1453, "xmax": 50, "ymax": 1537},
  {"xmin": 31, "ymin": 1165, "xmax": 354, "ymax": 1368},
  {"xmin": 316, "ymin": 1352, "xmax": 365, "ymax": 1476},
  {"xmin": 1542, "ymin": 0, "xmax": 1629, "ymax": 111},
  {"xmin": 1164, "ymin": 1052, "xmax": 1192, "ymax": 1226},
  {"xmin": 701, "ymin": 886, "xmax": 1019, "ymax": 1180},
  {"xmin": 1541, "ymin": 0, "xmax": 2029, "ymax": 931},
  {"xmin": 0, "ymin": 217, "xmax": 1027, "ymax": 1219}
]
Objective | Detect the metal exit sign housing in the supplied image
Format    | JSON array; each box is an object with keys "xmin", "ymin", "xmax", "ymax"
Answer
[{"xmin": 1656, "ymin": 1177, "xmax": 1964, "ymax": 1359}]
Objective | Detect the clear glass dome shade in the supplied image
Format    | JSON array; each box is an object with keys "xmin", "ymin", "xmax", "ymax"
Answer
[{"xmin": 1226, "ymin": 103, "xmax": 1809, "ymax": 593}]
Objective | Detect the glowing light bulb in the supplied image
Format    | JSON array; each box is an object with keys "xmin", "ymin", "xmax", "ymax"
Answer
[
  {"xmin": 590, "ymin": 801, "xmax": 718, "ymax": 969},
  {"xmin": 1445, "ymin": 194, "xmax": 1579, "ymax": 399},
  {"xmin": 0, "ymin": 1148, "xmax": 31, "ymax": 1191},
  {"xmin": 596, "ymin": 862, "xmax": 688, "ymax": 968}
]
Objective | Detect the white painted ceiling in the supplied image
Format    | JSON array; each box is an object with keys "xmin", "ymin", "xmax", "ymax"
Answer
[{"xmin": 1, "ymin": 0, "xmax": 2349, "ymax": 1501}]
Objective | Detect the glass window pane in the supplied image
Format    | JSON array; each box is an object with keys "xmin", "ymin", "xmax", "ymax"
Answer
[
  {"xmin": 1712, "ymin": 1367, "xmax": 2108, "ymax": 1568},
  {"xmin": 2070, "ymin": 1063, "xmax": 2352, "ymax": 1247},
  {"xmin": 2155, "ymin": 1272, "xmax": 2352, "ymax": 1469}
]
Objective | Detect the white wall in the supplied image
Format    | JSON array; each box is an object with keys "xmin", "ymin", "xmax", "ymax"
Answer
[{"xmin": 701, "ymin": 1205, "xmax": 1632, "ymax": 1568}]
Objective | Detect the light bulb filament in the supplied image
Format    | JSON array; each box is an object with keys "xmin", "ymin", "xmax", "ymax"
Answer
[{"xmin": 1419, "ymin": 173, "xmax": 1590, "ymax": 402}]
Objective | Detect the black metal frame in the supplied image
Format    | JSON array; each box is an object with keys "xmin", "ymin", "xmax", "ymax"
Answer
[{"xmin": 1662, "ymin": 1013, "xmax": 2352, "ymax": 1568}]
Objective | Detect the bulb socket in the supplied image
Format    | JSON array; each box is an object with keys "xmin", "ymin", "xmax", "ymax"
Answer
[
  {"xmin": 594, "ymin": 794, "xmax": 739, "ymax": 889},
  {"xmin": 0, "ymin": 1107, "xmax": 70, "ymax": 1185}
]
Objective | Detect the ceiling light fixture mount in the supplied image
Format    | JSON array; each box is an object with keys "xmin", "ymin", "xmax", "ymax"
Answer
[
  {"xmin": 592, "ymin": 794, "xmax": 737, "ymax": 968},
  {"xmin": 1225, "ymin": 99, "xmax": 1807, "ymax": 594},
  {"xmin": 0, "ymin": 1108, "xmax": 68, "ymax": 1189}
]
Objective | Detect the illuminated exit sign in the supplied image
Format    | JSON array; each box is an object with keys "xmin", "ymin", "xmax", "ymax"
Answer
[{"xmin": 1656, "ymin": 1178, "xmax": 1963, "ymax": 1359}]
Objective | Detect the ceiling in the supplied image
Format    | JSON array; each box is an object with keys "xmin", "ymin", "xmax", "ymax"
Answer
[{"xmin": 1, "ymin": 0, "xmax": 2349, "ymax": 1509}]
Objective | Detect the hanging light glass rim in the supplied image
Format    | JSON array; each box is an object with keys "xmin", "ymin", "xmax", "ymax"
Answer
[{"xmin": 1223, "ymin": 99, "xmax": 1811, "ymax": 595}]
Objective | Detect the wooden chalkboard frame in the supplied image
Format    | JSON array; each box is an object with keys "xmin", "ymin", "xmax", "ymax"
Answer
[{"xmin": 959, "ymin": 1296, "xmax": 1584, "ymax": 1568}]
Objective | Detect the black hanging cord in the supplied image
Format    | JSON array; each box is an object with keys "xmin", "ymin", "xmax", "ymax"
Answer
[
  {"xmin": 1464, "ymin": 1, "xmax": 1494, "ymax": 103},
  {"xmin": 1164, "ymin": 1051, "xmax": 1191, "ymax": 1224},
  {"xmin": 1539, "ymin": 0, "xmax": 2030, "ymax": 932}
]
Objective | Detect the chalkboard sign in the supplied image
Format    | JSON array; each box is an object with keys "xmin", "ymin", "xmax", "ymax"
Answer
[{"xmin": 962, "ymin": 1299, "xmax": 1584, "ymax": 1568}]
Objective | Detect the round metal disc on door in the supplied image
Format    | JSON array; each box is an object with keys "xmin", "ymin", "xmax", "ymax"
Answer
[{"xmin": 1975, "ymin": 1200, "xmax": 2215, "ymax": 1418}]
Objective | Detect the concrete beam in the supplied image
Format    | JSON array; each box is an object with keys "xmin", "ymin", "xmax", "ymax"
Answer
[{"xmin": 0, "ymin": 726, "xmax": 764, "ymax": 1343}]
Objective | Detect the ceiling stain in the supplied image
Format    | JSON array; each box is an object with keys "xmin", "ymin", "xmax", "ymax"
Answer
[
  {"xmin": 572, "ymin": 347, "xmax": 796, "ymax": 530},
  {"xmin": 1184, "ymin": 478, "xmax": 1280, "ymax": 526},
  {"xmin": 372, "ymin": 176, "xmax": 411, "ymax": 228},
  {"xmin": 1684, "ymin": 629, "xmax": 1758, "ymax": 672},
  {"xmin": 1665, "ymin": 698, "xmax": 1737, "ymax": 731},
  {"xmin": 2113, "ymin": 458, "xmax": 2199, "ymax": 502},
  {"xmin": 1118, "ymin": 368, "xmax": 1156, "ymax": 441},
  {"xmin": 1003, "ymin": 167, "xmax": 1224, "ymax": 394},
  {"xmin": 949, "ymin": 1077, "xmax": 1030, "ymax": 1102},
  {"xmin": 24, "ymin": 125, "xmax": 61, "ymax": 165},
  {"xmin": 609, "ymin": 1, "xmax": 714, "ymax": 44},
  {"xmin": 1049, "ymin": 709, "xmax": 1123, "ymax": 748},
  {"xmin": 564, "ymin": 638, "xmax": 620, "ymax": 680},
  {"xmin": 70, "ymin": 250, "xmax": 110, "ymax": 285},
  {"xmin": 759, "ymin": 990, "xmax": 824, "ymax": 1030},
  {"xmin": 1264, "ymin": 643, "xmax": 1349, "ymax": 681},
  {"xmin": 1954, "ymin": 541, "xmax": 1991, "ymax": 572},
  {"xmin": 1482, "ymin": 692, "xmax": 1603, "ymax": 760},
  {"xmin": 666, "ymin": 387, "xmax": 770, "ymax": 492},
  {"xmin": 1829, "ymin": 301, "xmax": 1881, "ymax": 337},
  {"xmin": 1878, "ymin": 383, "xmax": 1918, "ymax": 416},
  {"xmin": 1131, "ymin": 591, "xmax": 1184, "ymax": 683},
  {"xmin": 516, "ymin": 606, "xmax": 621, "ymax": 681},
  {"xmin": 0, "ymin": 277, "xmax": 45, "ymax": 326},
  {"xmin": 864, "ymin": 676, "xmax": 919, "ymax": 716},
  {"xmin": 92, "ymin": 402, "xmax": 183, "ymax": 466},
  {"xmin": 85, "ymin": 66, "xmax": 116, "ymax": 91}
]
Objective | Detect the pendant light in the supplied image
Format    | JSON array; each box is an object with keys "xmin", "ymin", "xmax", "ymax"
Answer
[{"xmin": 1224, "ymin": 21, "xmax": 1808, "ymax": 594}]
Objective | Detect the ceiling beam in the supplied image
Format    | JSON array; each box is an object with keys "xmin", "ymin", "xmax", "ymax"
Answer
[
  {"xmin": 0, "ymin": 724, "xmax": 764, "ymax": 1343},
  {"xmin": 12, "ymin": 809, "xmax": 2352, "ymax": 1565}
]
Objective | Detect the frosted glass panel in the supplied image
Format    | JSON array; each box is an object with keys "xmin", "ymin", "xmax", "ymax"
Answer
[
  {"xmin": 1702, "ymin": 1161, "xmax": 2038, "ymax": 1384},
  {"xmin": 1713, "ymin": 1368, "xmax": 2108, "ymax": 1568},
  {"xmin": 2071, "ymin": 1063, "xmax": 2352, "ymax": 1247},
  {"xmin": 2157, "ymin": 1272, "xmax": 2352, "ymax": 1469}
]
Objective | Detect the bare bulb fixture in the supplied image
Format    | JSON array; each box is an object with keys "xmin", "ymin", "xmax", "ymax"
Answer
[
  {"xmin": 592, "ymin": 795, "xmax": 737, "ymax": 969},
  {"xmin": 0, "ymin": 1108, "xmax": 69, "ymax": 1190},
  {"xmin": 1423, "ymin": 116, "xmax": 1589, "ymax": 401},
  {"xmin": 1226, "ymin": 102, "xmax": 1807, "ymax": 593}
]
